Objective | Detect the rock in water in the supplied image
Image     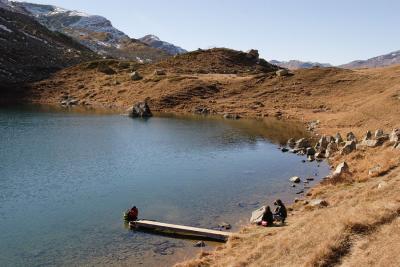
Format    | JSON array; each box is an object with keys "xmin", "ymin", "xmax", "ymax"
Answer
[
  {"xmin": 127, "ymin": 102, "xmax": 153, "ymax": 118},
  {"xmin": 194, "ymin": 241, "xmax": 206, "ymax": 247},
  {"xmin": 290, "ymin": 176, "xmax": 301, "ymax": 183}
]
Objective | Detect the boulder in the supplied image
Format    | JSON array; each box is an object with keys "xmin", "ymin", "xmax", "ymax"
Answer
[
  {"xmin": 154, "ymin": 69, "xmax": 166, "ymax": 75},
  {"xmin": 307, "ymin": 155, "xmax": 315, "ymax": 162},
  {"xmin": 97, "ymin": 64, "xmax": 116, "ymax": 75},
  {"xmin": 306, "ymin": 147, "xmax": 316, "ymax": 156},
  {"xmin": 389, "ymin": 128, "xmax": 400, "ymax": 142},
  {"xmin": 377, "ymin": 181, "xmax": 388, "ymax": 189},
  {"xmin": 287, "ymin": 138, "xmax": 296, "ymax": 148},
  {"xmin": 294, "ymin": 138, "xmax": 310, "ymax": 150},
  {"xmin": 250, "ymin": 206, "xmax": 266, "ymax": 224},
  {"xmin": 127, "ymin": 101, "xmax": 153, "ymax": 118},
  {"xmin": 316, "ymin": 136, "xmax": 329, "ymax": 152},
  {"xmin": 332, "ymin": 162, "xmax": 350, "ymax": 179},
  {"xmin": 363, "ymin": 130, "xmax": 372, "ymax": 141},
  {"xmin": 335, "ymin": 133, "xmax": 343, "ymax": 144},
  {"xmin": 315, "ymin": 152, "xmax": 325, "ymax": 159},
  {"xmin": 130, "ymin": 71, "xmax": 142, "ymax": 81},
  {"xmin": 290, "ymin": 176, "xmax": 301, "ymax": 183},
  {"xmin": 276, "ymin": 69, "xmax": 289, "ymax": 77},
  {"xmin": 246, "ymin": 49, "xmax": 259, "ymax": 60},
  {"xmin": 374, "ymin": 129, "xmax": 384, "ymax": 138},
  {"xmin": 368, "ymin": 165, "xmax": 382, "ymax": 176},
  {"xmin": 309, "ymin": 199, "xmax": 329, "ymax": 207},
  {"xmin": 340, "ymin": 141, "xmax": 356, "ymax": 155},
  {"xmin": 361, "ymin": 139, "xmax": 379, "ymax": 147},
  {"xmin": 346, "ymin": 132, "xmax": 357, "ymax": 142},
  {"xmin": 325, "ymin": 142, "xmax": 338, "ymax": 157}
]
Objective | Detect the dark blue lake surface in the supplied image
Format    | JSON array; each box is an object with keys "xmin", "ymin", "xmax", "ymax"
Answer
[{"xmin": 0, "ymin": 106, "xmax": 329, "ymax": 266}]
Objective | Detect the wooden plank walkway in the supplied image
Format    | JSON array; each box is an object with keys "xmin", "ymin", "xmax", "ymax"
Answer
[{"xmin": 130, "ymin": 220, "xmax": 233, "ymax": 241}]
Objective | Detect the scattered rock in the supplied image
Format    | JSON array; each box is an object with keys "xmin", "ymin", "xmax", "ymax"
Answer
[
  {"xmin": 154, "ymin": 69, "xmax": 166, "ymax": 75},
  {"xmin": 97, "ymin": 64, "xmax": 116, "ymax": 75},
  {"xmin": 363, "ymin": 130, "xmax": 372, "ymax": 141},
  {"xmin": 374, "ymin": 129, "xmax": 384, "ymax": 138},
  {"xmin": 218, "ymin": 222, "xmax": 231, "ymax": 230},
  {"xmin": 369, "ymin": 165, "xmax": 382, "ymax": 176},
  {"xmin": 309, "ymin": 199, "xmax": 329, "ymax": 207},
  {"xmin": 377, "ymin": 181, "xmax": 388, "ymax": 189},
  {"xmin": 340, "ymin": 140, "xmax": 356, "ymax": 155},
  {"xmin": 281, "ymin": 147, "xmax": 289, "ymax": 152},
  {"xmin": 194, "ymin": 106, "xmax": 211, "ymax": 115},
  {"xmin": 332, "ymin": 162, "xmax": 350, "ymax": 179},
  {"xmin": 389, "ymin": 128, "xmax": 400, "ymax": 142},
  {"xmin": 130, "ymin": 71, "xmax": 142, "ymax": 81},
  {"xmin": 289, "ymin": 176, "xmax": 301, "ymax": 183},
  {"xmin": 61, "ymin": 97, "xmax": 79, "ymax": 106},
  {"xmin": 287, "ymin": 138, "xmax": 296, "ymax": 148},
  {"xmin": 308, "ymin": 120, "xmax": 320, "ymax": 131},
  {"xmin": 194, "ymin": 241, "xmax": 206, "ymax": 247},
  {"xmin": 306, "ymin": 177, "xmax": 314, "ymax": 181},
  {"xmin": 346, "ymin": 132, "xmax": 357, "ymax": 142},
  {"xmin": 276, "ymin": 69, "xmax": 289, "ymax": 77},
  {"xmin": 294, "ymin": 138, "xmax": 310, "ymax": 150},
  {"xmin": 325, "ymin": 142, "xmax": 338, "ymax": 157},
  {"xmin": 307, "ymin": 155, "xmax": 315, "ymax": 162},
  {"xmin": 316, "ymin": 136, "xmax": 329, "ymax": 152},
  {"xmin": 291, "ymin": 184, "xmax": 296, "ymax": 187},
  {"xmin": 296, "ymin": 190, "xmax": 304, "ymax": 194},
  {"xmin": 127, "ymin": 101, "xmax": 153, "ymax": 118},
  {"xmin": 315, "ymin": 151, "xmax": 325, "ymax": 159},
  {"xmin": 306, "ymin": 147, "xmax": 316, "ymax": 156},
  {"xmin": 361, "ymin": 139, "xmax": 379, "ymax": 147},
  {"xmin": 335, "ymin": 133, "xmax": 343, "ymax": 144},
  {"xmin": 223, "ymin": 113, "xmax": 241, "ymax": 120}
]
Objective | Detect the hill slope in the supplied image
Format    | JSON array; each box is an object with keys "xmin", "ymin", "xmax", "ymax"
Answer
[
  {"xmin": 340, "ymin": 50, "xmax": 400, "ymax": 69},
  {"xmin": 11, "ymin": 1, "xmax": 172, "ymax": 62},
  {"xmin": 0, "ymin": 6, "xmax": 97, "ymax": 87}
]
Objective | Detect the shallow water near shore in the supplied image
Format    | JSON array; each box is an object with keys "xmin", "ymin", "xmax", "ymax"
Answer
[{"xmin": 0, "ymin": 105, "xmax": 329, "ymax": 266}]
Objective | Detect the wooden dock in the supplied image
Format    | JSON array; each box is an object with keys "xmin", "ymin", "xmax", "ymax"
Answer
[{"xmin": 130, "ymin": 220, "xmax": 233, "ymax": 241}]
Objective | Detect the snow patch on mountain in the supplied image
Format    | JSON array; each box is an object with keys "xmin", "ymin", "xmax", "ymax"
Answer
[{"xmin": 139, "ymin": 34, "xmax": 186, "ymax": 55}]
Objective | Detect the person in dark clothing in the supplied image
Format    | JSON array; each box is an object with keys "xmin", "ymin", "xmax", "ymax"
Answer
[
  {"xmin": 273, "ymin": 199, "xmax": 287, "ymax": 224},
  {"xmin": 128, "ymin": 206, "xmax": 138, "ymax": 221},
  {"xmin": 260, "ymin": 206, "xmax": 274, "ymax": 227}
]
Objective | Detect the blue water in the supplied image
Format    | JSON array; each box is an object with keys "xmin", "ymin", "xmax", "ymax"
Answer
[{"xmin": 0, "ymin": 106, "xmax": 329, "ymax": 266}]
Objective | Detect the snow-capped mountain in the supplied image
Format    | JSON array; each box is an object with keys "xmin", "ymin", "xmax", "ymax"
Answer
[
  {"xmin": 11, "ymin": 2, "xmax": 171, "ymax": 62},
  {"xmin": 139, "ymin": 34, "xmax": 186, "ymax": 55},
  {"xmin": 270, "ymin": 60, "xmax": 332, "ymax": 70},
  {"xmin": 340, "ymin": 50, "xmax": 400, "ymax": 69},
  {"xmin": 0, "ymin": 4, "xmax": 97, "ymax": 86}
]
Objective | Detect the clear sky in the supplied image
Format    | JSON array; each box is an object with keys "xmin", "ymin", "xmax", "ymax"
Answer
[{"xmin": 13, "ymin": 0, "xmax": 400, "ymax": 65}]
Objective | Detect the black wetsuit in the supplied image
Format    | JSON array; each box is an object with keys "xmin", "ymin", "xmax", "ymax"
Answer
[{"xmin": 262, "ymin": 210, "xmax": 274, "ymax": 226}]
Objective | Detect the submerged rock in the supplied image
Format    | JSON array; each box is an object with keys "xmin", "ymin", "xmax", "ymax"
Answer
[{"xmin": 127, "ymin": 101, "xmax": 153, "ymax": 118}]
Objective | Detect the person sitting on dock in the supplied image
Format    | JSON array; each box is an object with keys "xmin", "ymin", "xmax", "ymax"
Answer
[
  {"xmin": 273, "ymin": 199, "xmax": 287, "ymax": 224},
  {"xmin": 127, "ymin": 206, "xmax": 138, "ymax": 221},
  {"xmin": 259, "ymin": 206, "xmax": 274, "ymax": 227}
]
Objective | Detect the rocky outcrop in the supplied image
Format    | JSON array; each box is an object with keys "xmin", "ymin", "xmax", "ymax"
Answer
[
  {"xmin": 340, "ymin": 140, "xmax": 356, "ymax": 155},
  {"xmin": 130, "ymin": 71, "xmax": 142, "ymax": 81},
  {"xmin": 127, "ymin": 101, "xmax": 153, "ymax": 118}
]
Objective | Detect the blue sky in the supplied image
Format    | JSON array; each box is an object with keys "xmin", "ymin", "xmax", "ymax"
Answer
[{"xmin": 14, "ymin": 0, "xmax": 400, "ymax": 65}]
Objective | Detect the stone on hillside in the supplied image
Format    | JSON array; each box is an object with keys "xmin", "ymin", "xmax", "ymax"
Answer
[
  {"xmin": 127, "ymin": 101, "xmax": 152, "ymax": 118},
  {"xmin": 335, "ymin": 133, "xmax": 343, "ymax": 144},
  {"xmin": 97, "ymin": 64, "xmax": 116, "ymax": 75},
  {"xmin": 246, "ymin": 49, "xmax": 259, "ymax": 60},
  {"xmin": 325, "ymin": 142, "xmax": 338, "ymax": 157},
  {"xmin": 368, "ymin": 165, "xmax": 382, "ymax": 176},
  {"xmin": 374, "ymin": 129, "xmax": 384, "ymax": 138},
  {"xmin": 340, "ymin": 140, "xmax": 356, "ymax": 155},
  {"xmin": 316, "ymin": 136, "xmax": 329, "ymax": 152},
  {"xmin": 363, "ymin": 130, "xmax": 372, "ymax": 141},
  {"xmin": 276, "ymin": 69, "xmax": 289, "ymax": 77},
  {"xmin": 346, "ymin": 132, "xmax": 357, "ymax": 142},
  {"xmin": 309, "ymin": 199, "xmax": 329, "ymax": 207},
  {"xmin": 154, "ymin": 69, "xmax": 166, "ymax": 75},
  {"xmin": 290, "ymin": 176, "xmax": 301, "ymax": 183},
  {"xmin": 389, "ymin": 128, "xmax": 400, "ymax": 142},
  {"xmin": 130, "ymin": 71, "xmax": 142, "ymax": 81},
  {"xmin": 361, "ymin": 139, "xmax": 379, "ymax": 147},
  {"xmin": 332, "ymin": 162, "xmax": 350, "ymax": 179}
]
